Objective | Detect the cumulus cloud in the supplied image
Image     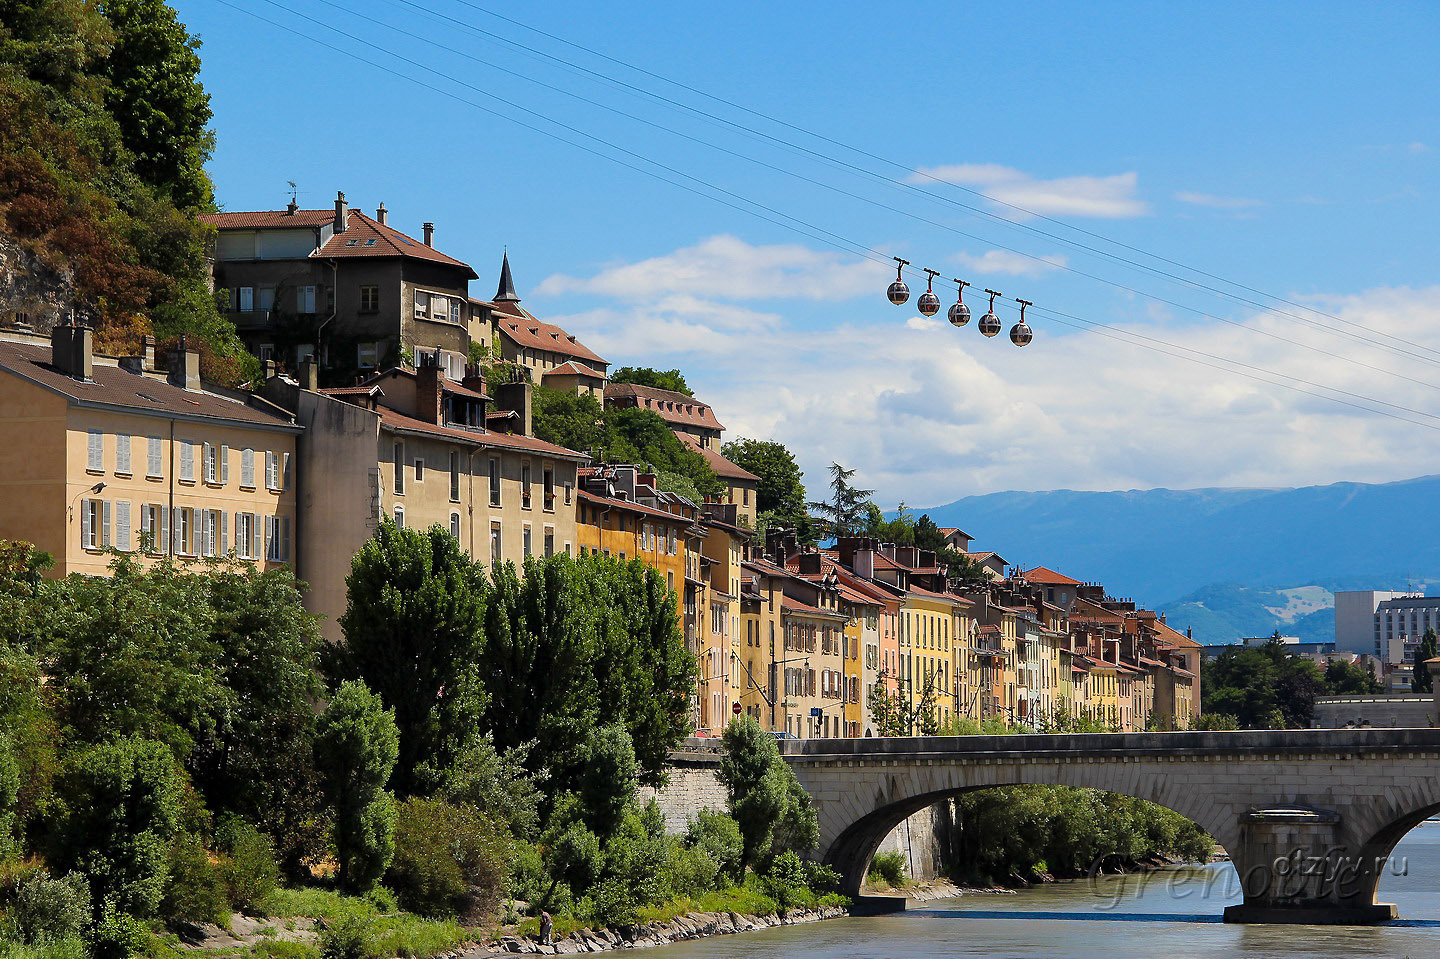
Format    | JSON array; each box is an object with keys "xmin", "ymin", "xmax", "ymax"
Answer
[
  {"xmin": 1175, "ymin": 191, "xmax": 1265, "ymax": 210},
  {"xmin": 536, "ymin": 234, "xmax": 885, "ymax": 301},
  {"xmin": 906, "ymin": 164, "xmax": 1149, "ymax": 219},
  {"xmin": 952, "ymin": 249, "xmax": 1068, "ymax": 277},
  {"xmin": 538, "ymin": 239, "xmax": 1440, "ymax": 506}
]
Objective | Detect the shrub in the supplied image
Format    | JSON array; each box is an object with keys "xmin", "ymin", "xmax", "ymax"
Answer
[
  {"xmin": 88, "ymin": 905, "xmax": 148, "ymax": 959},
  {"xmin": 318, "ymin": 914, "xmax": 373, "ymax": 959},
  {"xmin": 803, "ymin": 861, "xmax": 842, "ymax": 894},
  {"xmin": 0, "ymin": 866, "xmax": 90, "ymax": 944},
  {"xmin": 159, "ymin": 833, "xmax": 228, "ymax": 927},
  {"xmin": 762, "ymin": 851, "xmax": 808, "ymax": 911},
  {"xmin": 387, "ymin": 799, "xmax": 507, "ymax": 922},
  {"xmin": 217, "ymin": 821, "xmax": 279, "ymax": 913},
  {"xmin": 684, "ymin": 812, "xmax": 742, "ymax": 882},
  {"xmin": 867, "ymin": 851, "xmax": 907, "ymax": 888},
  {"xmin": 659, "ymin": 843, "xmax": 720, "ymax": 897}
]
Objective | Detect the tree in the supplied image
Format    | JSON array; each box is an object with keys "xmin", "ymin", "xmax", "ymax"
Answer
[
  {"xmin": 99, "ymin": 0, "xmax": 215, "ymax": 209},
  {"xmin": 331, "ymin": 522, "xmax": 490, "ymax": 796},
  {"xmin": 717, "ymin": 715, "xmax": 817, "ymax": 873},
  {"xmin": 532, "ymin": 386, "xmax": 607, "ymax": 455},
  {"xmin": 52, "ymin": 737, "xmax": 184, "ymax": 922},
  {"xmin": 1324, "ymin": 658, "xmax": 1383, "ymax": 696},
  {"xmin": 1202, "ymin": 638, "xmax": 1326, "ymax": 729},
  {"xmin": 1414, "ymin": 627, "xmax": 1439, "ymax": 693},
  {"xmin": 721, "ymin": 438, "xmax": 808, "ymax": 521},
  {"xmin": 604, "ymin": 407, "xmax": 721, "ymax": 497},
  {"xmin": 314, "ymin": 682, "xmax": 399, "ymax": 894},
  {"xmin": 808, "ymin": 463, "xmax": 874, "ymax": 540},
  {"xmin": 610, "ymin": 367, "xmax": 692, "ymax": 396},
  {"xmin": 576, "ymin": 725, "xmax": 638, "ymax": 840},
  {"xmin": 438, "ymin": 735, "xmax": 541, "ymax": 840}
]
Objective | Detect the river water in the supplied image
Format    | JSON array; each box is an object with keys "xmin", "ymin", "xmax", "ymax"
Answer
[{"xmin": 644, "ymin": 825, "xmax": 1440, "ymax": 958}]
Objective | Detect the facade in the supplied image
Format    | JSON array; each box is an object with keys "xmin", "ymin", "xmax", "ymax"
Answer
[
  {"xmin": 0, "ymin": 328, "xmax": 300, "ymax": 577},
  {"xmin": 575, "ymin": 465, "xmax": 699, "ymax": 613},
  {"xmin": 481, "ymin": 255, "xmax": 610, "ymax": 394},
  {"xmin": 1334, "ymin": 589, "xmax": 1410, "ymax": 657},
  {"xmin": 202, "ymin": 193, "xmax": 480, "ymax": 382},
  {"xmin": 1374, "ymin": 595, "xmax": 1440, "ymax": 664}
]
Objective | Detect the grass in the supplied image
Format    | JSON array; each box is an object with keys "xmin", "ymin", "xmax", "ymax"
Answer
[{"xmin": 0, "ymin": 939, "xmax": 88, "ymax": 959}]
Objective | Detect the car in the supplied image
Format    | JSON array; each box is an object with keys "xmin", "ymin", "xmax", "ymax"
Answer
[{"xmin": 766, "ymin": 730, "xmax": 798, "ymax": 740}]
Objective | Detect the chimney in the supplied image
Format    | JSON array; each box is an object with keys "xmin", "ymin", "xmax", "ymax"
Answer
[
  {"xmin": 167, "ymin": 336, "xmax": 201, "ymax": 391},
  {"xmin": 298, "ymin": 357, "xmax": 318, "ymax": 391},
  {"xmin": 261, "ymin": 358, "xmax": 278, "ymax": 381},
  {"xmin": 376, "ymin": 202, "xmax": 387, "ymax": 226},
  {"xmin": 140, "ymin": 335, "xmax": 157, "ymax": 371},
  {"xmin": 422, "ymin": 222, "xmax": 434, "ymax": 247},
  {"xmin": 796, "ymin": 553, "xmax": 823, "ymax": 575},
  {"xmin": 416, "ymin": 350, "xmax": 443, "ymax": 425},
  {"xmin": 493, "ymin": 378, "xmax": 533, "ymax": 437},
  {"xmin": 50, "ymin": 323, "xmax": 93, "ymax": 380},
  {"xmin": 286, "ymin": 197, "xmax": 298, "ymax": 215},
  {"xmin": 461, "ymin": 362, "xmax": 487, "ymax": 396},
  {"xmin": 334, "ymin": 191, "xmax": 349, "ymax": 233}
]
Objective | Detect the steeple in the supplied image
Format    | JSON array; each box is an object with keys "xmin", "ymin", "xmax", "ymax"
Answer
[{"xmin": 494, "ymin": 252, "xmax": 521, "ymax": 303}]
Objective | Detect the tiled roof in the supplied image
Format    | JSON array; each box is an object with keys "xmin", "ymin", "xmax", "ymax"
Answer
[
  {"xmin": 0, "ymin": 340, "xmax": 298, "ymax": 431},
  {"xmin": 781, "ymin": 595, "xmax": 846, "ymax": 618},
  {"xmin": 322, "ymin": 384, "xmax": 384, "ymax": 398},
  {"xmin": 376, "ymin": 406, "xmax": 587, "ymax": 459},
  {"xmin": 1150, "ymin": 620, "xmax": 1201, "ymax": 648},
  {"xmin": 201, "ymin": 209, "xmax": 477, "ymax": 277},
  {"xmin": 605, "ymin": 382, "xmax": 724, "ymax": 431},
  {"xmin": 543, "ymin": 360, "xmax": 606, "ymax": 379},
  {"xmin": 489, "ymin": 304, "xmax": 608, "ymax": 366},
  {"xmin": 1023, "ymin": 566, "xmax": 1083, "ymax": 586},
  {"xmin": 576, "ymin": 489, "xmax": 693, "ymax": 525},
  {"xmin": 965, "ymin": 551, "xmax": 1008, "ymax": 566},
  {"xmin": 676, "ymin": 433, "xmax": 759, "ymax": 482},
  {"xmin": 200, "ymin": 209, "xmax": 336, "ymax": 229}
]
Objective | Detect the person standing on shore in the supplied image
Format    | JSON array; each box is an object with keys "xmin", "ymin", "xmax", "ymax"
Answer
[{"xmin": 539, "ymin": 910, "xmax": 553, "ymax": 946}]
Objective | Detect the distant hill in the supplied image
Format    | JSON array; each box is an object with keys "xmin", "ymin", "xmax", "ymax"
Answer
[{"xmin": 916, "ymin": 475, "xmax": 1440, "ymax": 644}]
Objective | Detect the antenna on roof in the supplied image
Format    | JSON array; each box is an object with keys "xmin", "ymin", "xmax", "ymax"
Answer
[{"xmin": 286, "ymin": 181, "xmax": 298, "ymax": 215}]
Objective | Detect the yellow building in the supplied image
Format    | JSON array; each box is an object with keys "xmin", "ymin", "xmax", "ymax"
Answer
[
  {"xmin": 694, "ymin": 505, "xmax": 748, "ymax": 735},
  {"xmin": 575, "ymin": 465, "xmax": 698, "ymax": 617},
  {"xmin": 902, "ymin": 588, "xmax": 964, "ymax": 732},
  {"xmin": 0, "ymin": 328, "xmax": 300, "ymax": 576}
]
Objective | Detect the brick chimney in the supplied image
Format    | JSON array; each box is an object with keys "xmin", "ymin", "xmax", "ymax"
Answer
[
  {"xmin": 461, "ymin": 362, "xmax": 487, "ymax": 396},
  {"xmin": 416, "ymin": 349, "xmax": 443, "ymax": 425},
  {"xmin": 298, "ymin": 357, "xmax": 318, "ymax": 391},
  {"xmin": 422, "ymin": 222, "xmax": 434, "ymax": 247},
  {"xmin": 334, "ymin": 191, "xmax": 349, "ymax": 234},
  {"xmin": 167, "ymin": 336, "xmax": 200, "ymax": 391},
  {"xmin": 50, "ymin": 323, "xmax": 93, "ymax": 380},
  {"xmin": 493, "ymin": 377, "xmax": 532, "ymax": 436},
  {"xmin": 376, "ymin": 202, "xmax": 387, "ymax": 226}
]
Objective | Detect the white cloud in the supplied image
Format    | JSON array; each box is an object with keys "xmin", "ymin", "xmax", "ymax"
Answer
[
  {"xmin": 537, "ymin": 239, "xmax": 1440, "ymax": 507},
  {"xmin": 906, "ymin": 164, "xmax": 1149, "ymax": 219},
  {"xmin": 1409, "ymin": 142, "xmax": 1432, "ymax": 154},
  {"xmin": 536, "ymin": 234, "xmax": 885, "ymax": 302},
  {"xmin": 952, "ymin": 249, "xmax": 1068, "ymax": 277},
  {"xmin": 1175, "ymin": 191, "xmax": 1265, "ymax": 210}
]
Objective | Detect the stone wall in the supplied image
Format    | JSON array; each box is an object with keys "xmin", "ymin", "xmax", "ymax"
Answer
[{"xmin": 1313, "ymin": 694, "xmax": 1437, "ymax": 728}]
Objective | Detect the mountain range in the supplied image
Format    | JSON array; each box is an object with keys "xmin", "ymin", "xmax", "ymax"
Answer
[{"xmin": 916, "ymin": 474, "xmax": 1440, "ymax": 645}]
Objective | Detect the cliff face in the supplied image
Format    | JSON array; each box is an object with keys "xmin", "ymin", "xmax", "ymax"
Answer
[{"xmin": 0, "ymin": 233, "xmax": 85, "ymax": 332}]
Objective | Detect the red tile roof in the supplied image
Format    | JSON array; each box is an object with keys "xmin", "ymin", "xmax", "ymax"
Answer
[
  {"xmin": 0, "ymin": 340, "xmax": 298, "ymax": 431},
  {"xmin": 489, "ymin": 303, "xmax": 608, "ymax": 366},
  {"xmin": 200, "ymin": 209, "xmax": 335, "ymax": 229},
  {"xmin": 1023, "ymin": 566, "xmax": 1084, "ymax": 586},
  {"xmin": 676, "ymin": 433, "xmax": 759, "ymax": 482},
  {"xmin": 605, "ymin": 382, "xmax": 724, "ymax": 431},
  {"xmin": 576, "ymin": 489, "xmax": 694, "ymax": 525},
  {"xmin": 201, "ymin": 209, "xmax": 477, "ymax": 277},
  {"xmin": 543, "ymin": 360, "xmax": 606, "ymax": 380},
  {"xmin": 376, "ymin": 406, "xmax": 587, "ymax": 459},
  {"xmin": 781, "ymin": 595, "xmax": 847, "ymax": 619}
]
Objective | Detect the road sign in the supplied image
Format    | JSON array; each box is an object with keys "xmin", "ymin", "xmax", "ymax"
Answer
[
  {"xmin": 732, "ymin": 702, "xmax": 742, "ymax": 715},
  {"xmin": 810, "ymin": 707, "xmax": 822, "ymax": 717}
]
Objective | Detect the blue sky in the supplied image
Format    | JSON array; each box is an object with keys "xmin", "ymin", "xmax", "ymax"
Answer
[{"xmin": 181, "ymin": 0, "xmax": 1440, "ymax": 506}]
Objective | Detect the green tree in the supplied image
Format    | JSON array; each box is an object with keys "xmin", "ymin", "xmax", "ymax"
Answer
[
  {"xmin": 531, "ymin": 386, "xmax": 607, "ymax": 455},
  {"xmin": 0, "ymin": 733, "xmax": 18, "ymax": 859},
  {"xmin": 1414, "ymin": 627, "xmax": 1439, "ymax": 693},
  {"xmin": 577, "ymin": 725, "xmax": 638, "ymax": 840},
  {"xmin": 331, "ymin": 522, "xmax": 490, "ymax": 796},
  {"xmin": 609, "ymin": 367, "xmax": 692, "ymax": 395},
  {"xmin": 99, "ymin": 0, "xmax": 215, "ymax": 209},
  {"xmin": 1324, "ymin": 658, "xmax": 1383, "ymax": 695},
  {"xmin": 604, "ymin": 407, "xmax": 721, "ymax": 497},
  {"xmin": 438, "ymin": 735, "xmax": 541, "ymax": 840},
  {"xmin": 808, "ymin": 463, "xmax": 874, "ymax": 539},
  {"xmin": 721, "ymin": 438, "xmax": 809, "ymax": 527},
  {"xmin": 717, "ymin": 716, "xmax": 817, "ymax": 874},
  {"xmin": 653, "ymin": 469, "xmax": 701, "ymax": 504},
  {"xmin": 314, "ymin": 682, "xmax": 399, "ymax": 894},
  {"xmin": 52, "ymin": 737, "xmax": 185, "ymax": 922},
  {"xmin": 1202, "ymin": 638, "xmax": 1326, "ymax": 729}
]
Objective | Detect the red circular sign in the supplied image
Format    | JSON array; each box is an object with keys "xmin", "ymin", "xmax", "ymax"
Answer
[{"xmin": 732, "ymin": 702, "xmax": 743, "ymax": 715}]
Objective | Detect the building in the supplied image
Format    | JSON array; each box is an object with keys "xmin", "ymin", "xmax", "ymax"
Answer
[
  {"xmin": 202, "ymin": 192, "xmax": 481, "ymax": 381},
  {"xmin": 480, "ymin": 255, "xmax": 609, "ymax": 396},
  {"xmin": 261, "ymin": 351, "xmax": 586, "ymax": 642},
  {"xmin": 1334, "ymin": 589, "xmax": 1410, "ymax": 657},
  {"xmin": 1374, "ymin": 596, "xmax": 1440, "ymax": 663},
  {"xmin": 0, "ymin": 327, "xmax": 301, "ymax": 577},
  {"xmin": 575, "ymin": 464, "xmax": 700, "ymax": 609},
  {"xmin": 937, "ymin": 527, "xmax": 973, "ymax": 552}
]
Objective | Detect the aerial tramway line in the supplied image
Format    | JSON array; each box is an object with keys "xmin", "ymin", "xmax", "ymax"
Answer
[{"xmin": 886, "ymin": 257, "xmax": 1033, "ymax": 346}]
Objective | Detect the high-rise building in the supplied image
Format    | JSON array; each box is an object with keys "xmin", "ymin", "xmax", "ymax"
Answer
[{"xmin": 1335, "ymin": 590, "xmax": 1410, "ymax": 657}]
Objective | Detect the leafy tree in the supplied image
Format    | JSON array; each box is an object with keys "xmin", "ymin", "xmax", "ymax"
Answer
[
  {"xmin": 52, "ymin": 737, "xmax": 185, "ymax": 922},
  {"xmin": 438, "ymin": 735, "xmax": 541, "ymax": 840},
  {"xmin": 604, "ymin": 407, "xmax": 721, "ymax": 497},
  {"xmin": 1413, "ymin": 627, "xmax": 1438, "ymax": 694},
  {"xmin": 808, "ymin": 463, "xmax": 874, "ymax": 539},
  {"xmin": 1201, "ymin": 638, "xmax": 1326, "ymax": 729},
  {"xmin": 577, "ymin": 725, "xmax": 638, "ymax": 840},
  {"xmin": 314, "ymin": 682, "xmax": 399, "ymax": 894},
  {"xmin": 717, "ymin": 716, "xmax": 817, "ymax": 874},
  {"xmin": 0, "ymin": 733, "xmax": 18, "ymax": 859},
  {"xmin": 388, "ymin": 798, "xmax": 509, "ymax": 922},
  {"xmin": 721, "ymin": 438, "xmax": 808, "ymax": 523},
  {"xmin": 331, "ymin": 522, "xmax": 490, "ymax": 797},
  {"xmin": 610, "ymin": 367, "xmax": 692, "ymax": 396},
  {"xmin": 653, "ymin": 470, "xmax": 701, "ymax": 504},
  {"xmin": 1325, "ymin": 658, "xmax": 1383, "ymax": 696},
  {"xmin": 531, "ymin": 386, "xmax": 607, "ymax": 455},
  {"xmin": 863, "ymin": 502, "xmax": 916, "ymax": 545}
]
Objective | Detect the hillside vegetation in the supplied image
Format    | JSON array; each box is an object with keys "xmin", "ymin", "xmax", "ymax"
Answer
[{"xmin": 0, "ymin": 0, "xmax": 253, "ymax": 382}]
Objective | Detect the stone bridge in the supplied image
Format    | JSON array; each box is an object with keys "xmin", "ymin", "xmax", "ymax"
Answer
[{"xmin": 777, "ymin": 728, "xmax": 1440, "ymax": 924}]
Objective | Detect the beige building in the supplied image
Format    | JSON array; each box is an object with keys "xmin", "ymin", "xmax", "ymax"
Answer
[
  {"xmin": 262, "ymin": 351, "xmax": 586, "ymax": 641},
  {"xmin": 478, "ymin": 255, "xmax": 610, "ymax": 396},
  {"xmin": 0, "ymin": 327, "xmax": 300, "ymax": 576}
]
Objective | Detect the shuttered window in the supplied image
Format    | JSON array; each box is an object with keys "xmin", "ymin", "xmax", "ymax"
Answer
[
  {"xmin": 180, "ymin": 441, "xmax": 195, "ymax": 481},
  {"xmin": 87, "ymin": 431, "xmax": 103, "ymax": 471},
  {"xmin": 148, "ymin": 436, "xmax": 163, "ymax": 478},
  {"xmin": 116, "ymin": 435, "xmax": 131, "ymax": 475}
]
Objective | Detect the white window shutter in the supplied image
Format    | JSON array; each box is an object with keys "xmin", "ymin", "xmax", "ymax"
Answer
[
  {"xmin": 116, "ymin": 501, "xmax": 130, "ymax": 552},
  {"xmin": 252, "ymin": 513, "xmax": 261, "ymax": 560},
  {"xmin": 160, "ymin": 506, "xmax": 170, "ymax": 555},
  {"xmin": 220, "ymin": 510, "xmax": 228, "ymax": 557},
  {"xmin": 282, "ymin": 452, "xmax": 292, "ymax": 490},
  {"xmin": 220, "ymin": 446, "xmax": 230, "ymax": 485},
  {"xmin": 149, "ymin": 436, "xmax": 162, "ymax": 477},
  {"xmin": 172, "ymin": 508, "xmax": 183, "ymax": 555},
  {"xmin": 80, "ymin": 501, "xmax": 92, "ymax": 547},
  {"xmin": 282, "ymin": 517, "xmax": 291, "ymax": 561},
  {"xmin": 101, "ymin": 500, "xmax": 111, "ymax": 548}
]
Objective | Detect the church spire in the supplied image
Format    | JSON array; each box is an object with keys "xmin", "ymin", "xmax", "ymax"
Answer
[{"xmin": 494, "ymin": 252, "xmax": 520, "ymax": 303}]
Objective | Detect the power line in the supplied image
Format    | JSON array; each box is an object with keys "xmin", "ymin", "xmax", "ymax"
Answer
[
  {"xmin": 204, "ymin": 0, "xmax": 1440, "ymax": 435},
  {"xmin": 428, "ymin": 0, "xmax": 1440, "ymax": 364}
]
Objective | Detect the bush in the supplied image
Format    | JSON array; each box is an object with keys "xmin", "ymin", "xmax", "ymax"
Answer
[
  {"xmin": 0, "ymin": 866, "xmax": 90, "ymax": 945},
  {"xmin": 684, "ymin": 812, "xmax": 742, "ymax": 882},
  {"xmin": 762, "ymin": 851, "xmax": 808, "ymax": 910},
  {"xmin": 159, "ymin": 834, "xmax": 228, "ymax": 927},
  {"xmin": 217, "ymin": 821, "xmax": 279, "ymax": 913},
  {"xmin": 803, "ymin": 861, "xmax": 842, "ymax": 894},
  {"xmin": 659, "ymin": 843, "xmax": 720, "ymax": 897},
  {"xmin": 88, "ymin": 905, "xmax": 147, "ymax": 959},
  {"xmin": 867, "ymin": 851, "xmax": 907, "ymax": 888},
  {"xmin": 318, "ymin": 914, "xmax": 373, "ymax": 959},
  {"xmin": 387, "ymin": 799, "xmax": 507, "ymax": 922}
]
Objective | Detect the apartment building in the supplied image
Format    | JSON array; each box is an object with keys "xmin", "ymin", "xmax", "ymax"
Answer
[
  {"xmin": 202, "ymin": 192, "xmax": 481, "ymax": 382},
  {"xmin": 575, "ymin": 464, "xmax": 700, "ymax": 610},
  {"xmin": 0, "ymin": 327, "xmax": 300, "ymax": 576},
  {"xmin": 695, "ymin": 503, "xmax": 749, "ymax": 736}
]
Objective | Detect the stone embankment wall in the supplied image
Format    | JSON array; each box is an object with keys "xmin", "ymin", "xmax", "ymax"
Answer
[
  {"xmin": 1313, "ymin": 694, "xmax": 1437, "ymax": 729},
  {"xmin": 644, "ymin": 746, "xmax": 947, "ymax": 880}
]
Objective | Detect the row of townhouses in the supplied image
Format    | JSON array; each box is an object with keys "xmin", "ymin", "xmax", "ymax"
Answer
[{"xmin": 0, "ymin": 191, "xmax": 1201, "ymax": 737}]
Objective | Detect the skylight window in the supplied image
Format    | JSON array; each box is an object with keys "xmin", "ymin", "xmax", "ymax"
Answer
[
  {"xmin": 345, "ymin": 239, "xmax": 359, "ymax": 246},
  {"xmin": 364, "ymin": 239, "xmax": 377, "ymax": 246}
]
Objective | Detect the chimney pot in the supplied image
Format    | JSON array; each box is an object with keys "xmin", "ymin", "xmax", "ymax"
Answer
[
  {"xmin": 423, "ymin": 222, "xmax": 434, "ymax": 247},
  {"xmin": 50, "ymin": 323, "xmax": 93, "ymax": 380},
  {"xmin": 335, "ymin": 191, "xmax": 349, "ymax": 233},
  {"xmin": 376, "ymin": 202, "xmax": 387, "ymax": 226},
  {"xmin": 298, "ymin": 358, "xmax": 318, "ymax": 391}
]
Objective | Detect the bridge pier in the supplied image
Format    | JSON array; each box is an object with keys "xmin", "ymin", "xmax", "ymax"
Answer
[{"xmin": 1222, "ymin": 807, "xmax": 1395, "ymax": 924}]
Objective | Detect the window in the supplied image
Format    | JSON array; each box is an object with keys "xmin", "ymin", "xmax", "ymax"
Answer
[
  {"xmin": 490, "ymin": 522, "xmax": 502, "ymax": 566},
  {"xmin": 87, "ymin": 431, "xmax": 103, "ymax": 472},
  {"xmin": 297, "ymin": 285, "xmax": 316, "ymax": 313},
  {"xmin": 450, "ymin": 512, "xmax": 461, "ymax": 539},
  {"xmin": 147, "ymin": 436, "xmax": 163, "ymax": 479},
  {"xmin": 180, "ymin": 440, "xmax": 195, "ymax": 482},
  {"xmin": 115, "ymin": 501, "xmax": 131, "ymax": 552},
  {"xmin": 488, "ymin": 458, "xmax": 500, "ymax": 506},
  {"xmin": 80, "ymin": 499, "xmax": 105, "ymax": 549},
  {"xmin": 241, "ymin": 448, "xmax": 255, "ymax": 487},
  {"xmin": 201, "ymin": 510, "xmax": 217, "ymax": 558},
  {"xmin": 141, "ymin": 505, "xmax": 163, "ymax": 553},
  {"xmin": 219, "ymin": 445, "xmax": 229, "ymax": 485},
  {"xmin": 414, "ymin": 457, "xmax": 425, "ymax": 483},
  {"xmin": 449, "ymin": 451, "xmax": 460, "ymax": 502},
  {"xmin": 235, "ymin": 512, "xmax": 255, "ymax": 560},
  {"xmin": 429, "ymin": 295, "xmax": 447, "ymax": 320},
  {"xmin": 544, "ymin": 527, "xmax": 554, "ymax": 558},
  {"xmin": 265, "ymin": 516, "xmax": 292, "ymax": 562},
  {"xmin": 564, "ymin": 483, "xmax": 572, "ymax": 506},
  {"xmin": 414, "ymin": 290, "xmax": 429, "ymax": 318},
  {"xmin": 258, "ymin": 286, "xmax": 275, "ymax": 311},
  {"xmin": 115, "ymin": 435, "xmax": 131, "ymax": 475},
  {"xmin": 543, "ymin": 467, "xmax": 554, "ymax": 511},
  {"xmin": 360, "ymin": 285, "xmax": 379, "ymax": 311},
  {"xmin": 392, "ymin": 442, "xmax": 405, "ymax": 495},
  {"xmin": 521, "ymin": 463, "xmax": 532, "ymax": 509},
  {"xmin": 204, "ymin": 443, "xmax": 218, "ymax": 483},
  {"xmin": 265, "ymin": 451, "xmax": 281, "ymax": 490},
  {"xmin": 237, "ymin": 287, "xmax": 254, "ymax": 312},
  {"xmin": 393, "ymin": 505, "xmax": 404, "ymax": 529},
  {"xmin": 175, "ymin": 506, "xmax": 193, "ymax": 555},
  {"xmin": 523, "ymin": 526, "xmax": 532, "ymax": 558},
  {"xmin": 357, "ymin": 342, "xmax": 379, "ymax": 368},
  {"xmin": 450, "ymin": 299, "xmax": 461, "ymax": 324}
]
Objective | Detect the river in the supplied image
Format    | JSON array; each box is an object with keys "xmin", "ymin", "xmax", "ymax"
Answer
[{"xmin": 643, "ymin": 825, "xmax": 1440, "ymax": 958}]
